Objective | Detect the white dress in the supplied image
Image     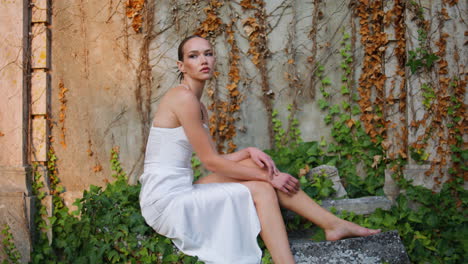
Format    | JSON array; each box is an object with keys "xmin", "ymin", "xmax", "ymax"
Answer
[{"xmin": 139, "ymin": 125, "xmax": 262, "ymax": 264}]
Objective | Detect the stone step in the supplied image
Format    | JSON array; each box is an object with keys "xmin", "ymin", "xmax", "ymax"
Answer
[
  {"xmin": 286, "ymin": 196, "xmax": 393, "ymax": 240},
  {"xmin": 285, "ymin": 196, "xmax": 392, "ymax": 223},
  {"xmin": 321, "ymin": 196, "xmax": 392, "ymax": 215},
  {"xmin": 291, "ymin": 231, "xmax": 410, "ymax": 264}
]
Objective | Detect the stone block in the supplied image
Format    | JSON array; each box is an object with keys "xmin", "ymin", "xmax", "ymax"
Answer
[
  {"xmin": 32, "ymin": 0, "xmax": 48, "ymax": 23},
  {"xmin": 285, "ymin": 196, "xmax": 393, "ymax": 233},
  {"xmin": 0, "ymin": 166, "xmax": 30, "ymax": 194},
  {"xmin": 31, "ymin": 70, "xmax": 48, "ymax": 115},
  {"xmin": 31, "ymin": 23, "xmax": 48, "ymax": 69},
  {"xmin": 32, "ymin": 117, "xmax": 47, "ymax": 162},
  {"xmin": 291, "ymin": 231, "xmax": 410, "ymax": 264},
  {"xmin": 321, "ymin": 196, "xmax": 392, "ymax": 215},
  {"xmin": 286, "ymin": 196, "xmax": 392, "ymax": 223},
  {"xmin": 403, "ymin": 164, "xmax": 449, "ymax": 191},
  {"xmin": 0, "ymin": 193, "xmax": 32, "ymax": 263},
  {"xmin": 307, "ymin": 165, "xmax": 347, "ymax": 198}
]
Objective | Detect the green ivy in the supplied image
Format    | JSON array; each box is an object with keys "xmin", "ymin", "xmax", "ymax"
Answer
[
  {"xmin": 265, "ymin": 141, "xmax": 326, "ymax": 177},
  {"xmin": 341, "ymin": 178, "xmax": 467, "ymax": 263},
  {"xmin": 406, "ymin": 49, "xmax": 439, "ymax": 74},
  {"xmin": 272, "ymin": 105, "xmax": 302, "ymax": 149},
  {"xmin": 1, "ymin": 224, "xmax": 22, "ymax": 264},
  {"xmin": 406, "ymin": 28, "xmax": 439, "ymax": 74},
  {"xmin": 447, "ymin": 78, "xmax": 467, "ymax": 176},
  {"xmin": 313, "ymin": 32, "xmax": 386, "ymax": 197},
  {"xmin": 27, "ymin": 143, "xmax": 466, "ymax": 263},
  {"xmin": 31, "ymin": 149, "xmax": 203, "ymax": 264},
  {"xmin": 409, "ymin": 146, "xmax": 430, "ymax": 164},
  {"xmin": 421, "ymin": 83, "xmax": 436, "ymax": 109}
]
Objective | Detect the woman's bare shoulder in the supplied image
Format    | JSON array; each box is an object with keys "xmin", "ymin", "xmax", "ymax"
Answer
[
  {"xmin": 163, "ymin": 85, "xmax": 198, "ymax": 105},
  {"xmin": 153, "ymin": 85, "xmax": 199, "ymax": 127}
]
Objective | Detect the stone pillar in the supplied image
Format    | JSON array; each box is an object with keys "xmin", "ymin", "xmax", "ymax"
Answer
[
  {"xmin": 30, "ymin": 0, "xmax": 53, "ymax": 247},
  {"xmin": 0, "ymin": 0, "xmax": 33, "ymax": 263}
]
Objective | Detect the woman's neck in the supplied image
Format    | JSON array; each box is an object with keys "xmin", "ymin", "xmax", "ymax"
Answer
[{"xmin": 181, "ymin": 79, "xmax": 205, "ymax": 100}]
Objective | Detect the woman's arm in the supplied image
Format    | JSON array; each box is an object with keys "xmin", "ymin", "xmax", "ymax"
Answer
[
  {"xmin": 221, "ymin": 148, "xmax": 250, "ymax": 162},
  {"xmin": 200, "ymin": 101, "xmax": 278, "ymax": 178},
  {"xmin": 223, "ymin": 147, "xmax": 279, "ymax": 177},
  {"xmin": 170, "ymin": 89, "xmax": 295, "ymax": 193}
]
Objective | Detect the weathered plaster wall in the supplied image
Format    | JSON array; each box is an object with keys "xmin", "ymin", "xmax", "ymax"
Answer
[
  {"xmin": 0, "ymin": 0, "xmax": 32, "ymax": 262},
  {"xmin": 404, "ymin": 0, "xmax": 468, "ymax": 189},
  {"xmin": 50, "ymin": 0, "xmax": 146, "ymax": 204},
  {"xmin": 47, "ymin": 0, "xmax": 467, "ymax": 202},
  {"xmin": 0, "ymin": 0, "xmax": 466, "ymax": 261},
  {"xmin": 149, "ymin": 0, "xmax": 359, "ymax": 150},
  {"xmin": 0, "ymin": 0, "xmax": 27, "ymax": 169}
]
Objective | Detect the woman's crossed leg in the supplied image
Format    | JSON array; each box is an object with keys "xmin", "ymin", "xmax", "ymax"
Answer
[{"xmin": 195, "ymin": 158, "xmax": 380, "ymax": 264}]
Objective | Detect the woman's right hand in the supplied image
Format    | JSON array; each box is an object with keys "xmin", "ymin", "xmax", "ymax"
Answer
[{"xmin": 269, "ymin": 172, "xmax": 300, "ymax": 195}]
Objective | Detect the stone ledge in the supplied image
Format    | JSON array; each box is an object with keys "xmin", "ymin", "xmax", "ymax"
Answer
[
  {"xmin": 321, "ymin": 196, "xmax": 392, "ymax": 215},
  {"xmin": 286, "ymin": 196, "xmax": 392, "ymax": 223},
  {"xmin": 291, "ymin": 231, "xmax": 410, "ymax": 264}
]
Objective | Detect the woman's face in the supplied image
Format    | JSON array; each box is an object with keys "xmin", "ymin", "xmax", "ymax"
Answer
[{"xmin": 178, "ymin": 37, "xmax": 215, "ymax": 82}]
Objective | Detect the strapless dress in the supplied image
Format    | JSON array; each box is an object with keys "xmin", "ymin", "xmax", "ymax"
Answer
[{"xmin": 139, "ymin": 125, "xmax": 262, "ymax": 264}]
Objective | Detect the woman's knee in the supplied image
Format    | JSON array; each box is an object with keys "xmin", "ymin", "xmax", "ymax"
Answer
[{"xmin": 246, "ymin": 181, "xmax": 277, "ymax": 203}]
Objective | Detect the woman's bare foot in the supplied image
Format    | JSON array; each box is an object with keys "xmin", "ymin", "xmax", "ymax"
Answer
[{"xmin": 325, "ymin": 219, "xmax": 381, "ymax": 241}]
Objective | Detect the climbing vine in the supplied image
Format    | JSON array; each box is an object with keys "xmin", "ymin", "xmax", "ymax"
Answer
[
  {"xmin": 23, "ymin": 1, "xmax": 467, "ymax": 262},
  {"xmin": 58, "ymin": 81, "xmax": 68, "ymax": 148},
  {"xmin": 383, "ymin": 0, "xmax": 408, "ymax": 163},
  {"xmin": 194, "ymin": 0, "xmax": 223, "ymax": 38},
  {"xmin": 307, "ymin": 0, "xmax": 323, "ymax": 99},
  {"xmin": 221, "ymin": 22, "xmax": 243, "ymax": 153},
  {"xmin": 126, "ymin": 0, "xmax": 145, "ymax": 33},
  {"xmin": 1, "ymin": 224, "xmax": 21, "ymax": 263},
  {"xmin": 354, "ymin": 0, "xmax": 388, "ymax": 142},
  {"xmin": 194, "ymin": 1, "xmax": 243, "ymax": 153},
  {"xmin": 405, "ymin": 1, "xmax": 467, "ymax": 186},
  {"xmin": 271, "ymin": 106, "xmax": 302, "ymax": 149},
  {"xmin": 241, "ymin": 0, "xmax": 275, "ymax": 148},
  {"xmin": 314, "ymin": 30, "xmax": 385, "ymax": 197},
  {"xmin": 283, "ymin": 0, "xmax": 303, "ymax": 147}
]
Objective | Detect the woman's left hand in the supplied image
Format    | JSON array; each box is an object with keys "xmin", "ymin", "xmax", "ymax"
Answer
[
  {"xmin": 248, "ymin": 147, "xmax": 279, "ymax": 179},
  {"xmin": 269, "ymin": 172, "xmax": 300, "ymax": 195}
]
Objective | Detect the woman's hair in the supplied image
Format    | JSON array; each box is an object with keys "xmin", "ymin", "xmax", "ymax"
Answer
[{"xmin": 177, "ymin": 35, "xmax": 207, "ymax": 81}]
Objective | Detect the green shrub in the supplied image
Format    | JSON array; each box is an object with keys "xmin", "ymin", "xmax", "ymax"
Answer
[
  {"xmin": 2, "ymin": 224, "xmax": 22, "ymax": 264},
  {"xmin": 342, "ymin": 178, "xmax": 467, "ymax": 263},
  {"xmin": 32, "ymin": 176, "xmax": 202, "ymax": 264},
  {"xmin": 31, "ymin": 149, "xmax": 202, "ymax": 264}
]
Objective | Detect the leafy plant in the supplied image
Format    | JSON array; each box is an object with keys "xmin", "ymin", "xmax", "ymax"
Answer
[
  {"xmin": 1, "ymin": 224, "xmax": 21, "ymax": 264},
  {"xmin": 341, "ymin": 178, "xmax": 467, "ymax": 263},
  {"xmin": 406, "ymin": 29, "xmax": 439, "ymax": 74},
  {"xmin": 313, "ymin": 32, "xmax": 386, "ymax": 197},
  {"xmin": 271, "ymin": 105, "xmax": 302, "ymax": 149},
  {"xmin": 407, "ymin": 49, "xmax": 439, "ymax": 74},
  {"xmin": 31, "ymin": 148, "xmax": 203, "ymax": 264},
  {"xmin": 265, "ymin": 141, "xmax": 327, "ymax": 177},
  {"xmin": 421, "ymin": 83, "xmax": 436, "ymax": 109},
  {"xmin": 410, "ymin": 146, "xmax": 430, "ymax": 164}
]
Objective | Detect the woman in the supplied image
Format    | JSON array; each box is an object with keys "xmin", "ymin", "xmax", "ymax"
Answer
[{"xmin": 139, "ymin": 35, "xmax": 380, "ymax": 264}]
